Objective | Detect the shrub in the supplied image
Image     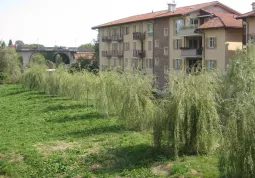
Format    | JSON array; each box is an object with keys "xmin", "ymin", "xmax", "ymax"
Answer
[{"xmin": 0, "ymin": 48, "xmax": 21, "ymax": 84}]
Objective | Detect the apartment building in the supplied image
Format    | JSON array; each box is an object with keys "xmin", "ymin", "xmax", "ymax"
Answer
[
  {"xmin": 92, "ymin": 1, "xmax": 243, "ymax": 88},
  {"xmin": 237, "ymin": 3, "xmax": 255, "ymax": 45}
]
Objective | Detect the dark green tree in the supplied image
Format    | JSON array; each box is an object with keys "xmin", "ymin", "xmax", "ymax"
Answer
[
  {"xmin": 8, "ymin": 39, "xmax": 13, "ymax": 46},
  {"xmin": 1, "ymin": 41, "xmax": 6, "ymax": 48}
]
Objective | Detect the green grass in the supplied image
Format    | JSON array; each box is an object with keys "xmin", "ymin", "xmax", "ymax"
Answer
[{"xmin": 0, "ymin": 85, "xmax": 219, "ymax": 177}]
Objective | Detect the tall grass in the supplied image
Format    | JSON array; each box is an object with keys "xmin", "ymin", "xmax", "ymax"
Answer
[
  {"xmin": 153, "ymin": 71, "xmax": 221, "ymax": 158},
  {"xmin": 219, "ymin": 44, "xmax": 255, "ymax": 177}
]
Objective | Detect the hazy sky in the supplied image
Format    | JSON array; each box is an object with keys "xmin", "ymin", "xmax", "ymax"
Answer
[{"xmin": 0, "ymin": 0, "xmax": 252, "ymax": 47}]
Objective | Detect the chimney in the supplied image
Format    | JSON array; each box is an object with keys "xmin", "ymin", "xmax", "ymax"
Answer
[
  {"xmin": 168, "ymin": 1, "xmax": 176, "ymax": 12},
  {"xmin": 252, "ymin": 2, "xmax": 255, "ymax": 10}
]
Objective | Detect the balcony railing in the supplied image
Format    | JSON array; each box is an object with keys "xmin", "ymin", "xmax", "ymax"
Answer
[
  {"xmin": 112, "ymin": 50, "xmax": 124, "ymax": 57},
  {"xmin": 102, "ymin": 51, "xmax": 112, "ymax": 57},
  {"xmin": 112, "ymin": 35, "xmax": 124, "ymax": 42},
  {"xmin": 133, "ymin": 50, "xmax": 146, "ymax": 58},
  {"xmin": 102, "ymin": 36, "xmax": 112, "ymax": 42},
  {"xmin": 178, "ymin": 25, "xmax": 200, "ymax": 36},
  {"xmin": 180, "ymin": 48, "xmax": 203, "ymax": 57},
  {"xmin": 133, "ymin": 32, "xmax": 145, "ymax": 40}
]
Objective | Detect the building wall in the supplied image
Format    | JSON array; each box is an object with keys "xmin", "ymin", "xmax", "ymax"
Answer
[
  {"xmin": 204, "ymin": 29, "xmax": 226, "ymax": 71},
  {"xmin": 154, "ymin": 17, "xmax": 169, "ymax": 88},
  {"xmin": 169, "ymin": 17, "xmax": 183, "ymax": 70},
  {"xmin": 247, "ymin": 18, "xmax": 255, "ymax": 37},
  {"xmin": 99, "ymin": 21, "xmax": 154, "ymax": 72},
  {"xmin": 225, "ymin": 28, "xmax": 242, "ymax": 69}
]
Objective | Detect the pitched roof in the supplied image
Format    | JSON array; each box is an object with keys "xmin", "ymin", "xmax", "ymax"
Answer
[
  {"xmin": 236, "ymin": 10, "xmax": 255, "ymax": 19},
  {"xmin": 199, "ymin": 10, "xmax": 242, "ymax": 29},
  {"xmin": 92, "ymin": 1, "xmax": 234, "ymax": 29},
  {"xmin": 91, "ymin": 10, "xmax": 167, "ymax": 29}
]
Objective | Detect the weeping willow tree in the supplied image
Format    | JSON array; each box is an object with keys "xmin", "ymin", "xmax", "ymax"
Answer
[
  {"xmin": 219, "ymin": 44, "xmax": 255, "ymax": 177},
  {"xmin": 0, "ymin": 48, "xmax": 21, "ymax": 84},
  {"xmin": 153, "ymin": 71, "xmax": 221, "ymax": 158}
]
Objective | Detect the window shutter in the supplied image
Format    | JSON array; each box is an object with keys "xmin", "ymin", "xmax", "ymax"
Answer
[
  {"xmin": 181, "ymin": 58, "xmax": 185, "ymax": 71},
  {"xmin": 173, "ymin": 40, "xmax": 176, "ymax": 49},
  {"xmin": 206, "ymin": 38, "xmax": 209, "ymax": 49},
  {"xmin": 213, "ymin": 60, "xmax": 217, "ymax": 68},
  {"xmin": 180, "ymin": 39, "xmax": 183, "ymax": 48},
  {"xmin": 214, "ymin": 37, "xmax": 217, "ymax": 48},
  {"xmin": 173, "ymin": 59, "xmax": 176, "ymax": 70}
]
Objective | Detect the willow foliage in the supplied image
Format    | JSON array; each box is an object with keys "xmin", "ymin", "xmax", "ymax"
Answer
[
  {"xmin": 154, "ymin": 71, "xmax": 221, "ymax": 158},
  {"xmin": 0, "ymin": 48, "xmax": 21, "ymax": 84},
  {"xmin": 219, "ymin": 44, "xmax": 255, "ymax": 178}
]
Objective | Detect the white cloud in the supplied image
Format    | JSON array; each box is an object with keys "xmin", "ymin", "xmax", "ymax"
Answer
[{"xmin": 0, "ymin": 0, "xmax": 252, "ymax": 47}]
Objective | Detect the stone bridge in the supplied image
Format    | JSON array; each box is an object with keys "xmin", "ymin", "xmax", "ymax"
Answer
[{"xmin": 16, "ymin": 46, "xmax": 78, "ymax": 69}]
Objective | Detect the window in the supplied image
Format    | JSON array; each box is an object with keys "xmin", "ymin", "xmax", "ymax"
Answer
[
  {"xmin": 175, "ymin": 19, "xmax": 184, "ymax": 34},
  {"xmin": 164, "ymin": 28, "xmax": 169, "ymax": 36},
  {"xmin": 174, "ymin": 59, "xmax": 181, "ymax": 70},
  {"xmin": 173, "ymin": 39, "xmax": 181, "ymax": 49},
  {"xmin": 164, "ymin": 66, "xmax": 169, "ymax": 74},
  {"xmin": 155, "ymin": 40, "xmax": 159, "ymax": 47},
  {"xmin": 208, "ymin": 37, "xmax": 216, "ymax": 48},
  {"xmin": 125, "ymin": 42, "xmax": 129, "ymax": 51},
  {"xmin": 133, "ymin": 42, "xmax": 136, "ymax": 50},
  {"xmin": 148, "ymin": 23, "xmax": 153, "ymax": 36},
  {"xmin": 101, "ymin": 29, "xmax": 104, "ymax": 36},
  {"xmin": 189, "ymin": 18, "xmax": 199, "ymax": 25},
  {"xmin": 146, "ymin": 58, "xmax": 153, "ymax": 68},
  {"xmin": 155, "ymin": 58, "xmax": 159, "ymax": 66},
  {"xmin": 125, "ymin": 27, "xmax": 129, "ymax": 35},
  {"xmin": 113, "ymin": 28, "xmax": 117, "ymax": 36},
  {"xmin": 148, "ymin": 41, "xmax": 152, "ymax": 51},
  {"xmin": 133, "ymin": 25, "xmax": 136, "ymax": 33},
  {"xmin": 207, "ymin": 60, "xmax": 217, "ymax": 70},
  {"xmin": 164, "ymin": 47, "xmax": 168, "ymax": 56}
]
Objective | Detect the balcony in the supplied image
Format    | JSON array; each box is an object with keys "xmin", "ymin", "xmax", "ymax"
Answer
[
  {"xmin": 112, "ymin": 35, "xmax": 124, "ymax": 42},
  {"xmin": 133, "ymin": 32, "xmax": 145, "ymax": 40},
  {"xmin": 102, "ymin": 51, "xmax": 112, "ymax": 57},
  {"xmin": 133, "ymin": 50, "xmax": 146, "ymax": 58},
  {"xmin": 102, "ymin": 36, "xmax": 112, "ymax": 42},
  {"xmin": 180, "ymin": 47, "xmax": 203, "ymax": 57},
  {"xmin": 178, "ymin": 25, "xmax": 201, "ymax": 36},
  {"xmin": 112, "ymin": 50, "xmax": 124, "ymax": 57}
]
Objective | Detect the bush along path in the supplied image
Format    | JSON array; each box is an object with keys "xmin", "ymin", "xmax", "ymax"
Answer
[{"xmin": 0, "ymin": 85, "xmax": 219, "ymax": 177}]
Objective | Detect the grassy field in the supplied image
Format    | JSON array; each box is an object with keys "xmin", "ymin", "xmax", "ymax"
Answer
[{"xmin": 0, "ymin": 85, "xmax": 219, "ymax": 178}]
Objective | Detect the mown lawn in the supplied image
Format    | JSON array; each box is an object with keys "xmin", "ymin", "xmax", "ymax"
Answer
[{"xmin": 0, "ymin": 85, "xmax": 219, "ymax": 177}]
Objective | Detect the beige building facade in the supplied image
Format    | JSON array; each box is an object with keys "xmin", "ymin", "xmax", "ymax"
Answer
[{"xmin": 93, "ymin": 1, "xmax": 243, "ymax": 87}]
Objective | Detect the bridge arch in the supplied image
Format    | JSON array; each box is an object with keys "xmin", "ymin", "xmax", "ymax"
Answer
[{"xmin": 53, "ymin": 52, "xmax": 70, "ymax": 64}]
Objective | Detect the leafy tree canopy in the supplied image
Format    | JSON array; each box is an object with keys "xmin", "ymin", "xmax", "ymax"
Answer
[{"xmin": 8, "ymin": 39, "xmax": 13, "ymax": 46}]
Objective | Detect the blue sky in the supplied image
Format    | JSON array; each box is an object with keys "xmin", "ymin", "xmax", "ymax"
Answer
[{"xmin": 0, "ymin": 0, "xmax": 252, "ymax": 47}]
